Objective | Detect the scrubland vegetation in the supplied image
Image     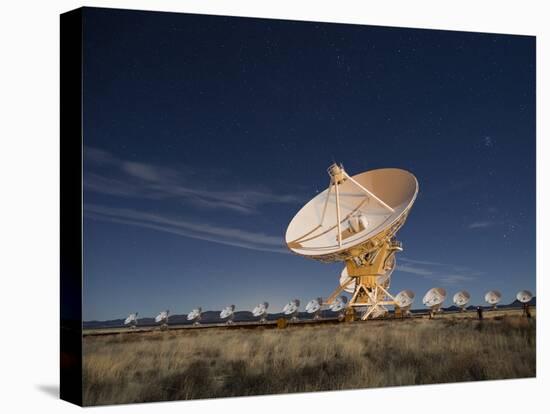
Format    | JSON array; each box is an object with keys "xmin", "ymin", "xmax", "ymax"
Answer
[{"xmin": 83, "ymin": 314, "xmax": 535, "ymax": 406}]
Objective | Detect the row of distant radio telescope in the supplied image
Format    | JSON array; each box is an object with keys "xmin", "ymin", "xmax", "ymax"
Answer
[{"xmin": 123, "ymin": 289, "xmax": 534, "ymax": 327}]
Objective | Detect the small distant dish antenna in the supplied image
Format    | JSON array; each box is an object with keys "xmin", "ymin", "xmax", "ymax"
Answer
[
  {"xmin": 286, "ymin": 164, "xmax": 418, "ymax": 320},
  {"xmin": 155, "ymin": 310, "xmax": 169, "ymax": 330},
  {"xmin": 220, "ymin": 305, "xmax": 235, "ymax": 325},
  {"xmin": 394, "ymin": 290, "xmax": 415, "ymax": 316},
  {"xmin": 305, "ymin": 298, "xmax": 323, "ymax": 320},
  {"xmin": 516, "ymin": 290, "xmax": 533, "ymax": 303},
  {"xmin": 252, "ymin": 302, "xmax": 269, "ymax": 323},
  {"xmin": 187, "ymin": 307, "xmax": 202, "ymax": 326},
  {"xmin": 453, "ymin": 291, "xmax": 471, "ymax": 311},
  {"xmin": 423, "ymin": 288, "xmax": 446, "ymax": 315},
  {"xmin": 124, "ymin": 312, "xmax": 138, "ymax": 328},
  {"xmin": 484, "ymin": 291, "xmax": 502, "ymax": 309},
  {"xmin": 283, "ymin": 299, "xmax": 300, "ymax": 322},
  {"xmin": 329, "ymin": 296, "xmax": 348, "ymax": 320},
  {"xmin": 516, "ymin": 290, "xmax": 533, "ymax": 318}
]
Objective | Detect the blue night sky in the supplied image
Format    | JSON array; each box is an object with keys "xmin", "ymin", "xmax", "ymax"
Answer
[{"xmin": 82, "ymin": 8, "xmax": 535, "ymax": 321}]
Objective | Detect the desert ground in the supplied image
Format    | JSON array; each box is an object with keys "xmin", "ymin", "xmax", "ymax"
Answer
[{"xmin": 83, "ymin": 309, "xmax": 536, "ymax": 406}]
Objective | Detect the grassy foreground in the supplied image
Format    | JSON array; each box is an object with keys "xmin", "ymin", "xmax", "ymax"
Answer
[{"xmin": 83, "ymin": 315, "xmax": 535, "ymax": 406}]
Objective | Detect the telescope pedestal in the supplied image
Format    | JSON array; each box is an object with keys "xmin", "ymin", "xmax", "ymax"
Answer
[
  {"xmin": 327, "ymin": 239, "xmax": 402, "ymax": 320},
  {"xmin": 348, "ymin": 279, "xmax": 395, "ymax": 320}
]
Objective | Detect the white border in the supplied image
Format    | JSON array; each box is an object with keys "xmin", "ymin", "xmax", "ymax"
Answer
[{"xmin": 0, "ymin": 1, "xmax": 547, "ymax": 413}]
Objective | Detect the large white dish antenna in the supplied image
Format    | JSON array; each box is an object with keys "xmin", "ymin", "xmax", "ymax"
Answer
[
  {"xmin": 423, "ymin": 288, "xmax": 446, "ymax": 308},
  {"xmin": 516, "ymin": 290, "xmax": 533, "ymax": 303},
  {"xmin": 285, "ymin": 164, "xmax": 418, "ymax": 321},
  {"xmin": 394, "ymin": 290, "xmax": 415, "ymax": 308},
  {"xmin": 124, "ymin": 312, "xmax": 138, "ymax": 326},
  {"xmin": 453, "ymin": 291, "xmax": 470, "ymax": 308},
  {"xmin": 187, "ymin": 307, "xmax": 202, "ymax": 322},
  {"xmin": 286, "ymin": 168, "xmax": 418, "ymax": 261},
  {"xmin": 484, "ymin": 291, "xmax": 502, "ymax": 307}
]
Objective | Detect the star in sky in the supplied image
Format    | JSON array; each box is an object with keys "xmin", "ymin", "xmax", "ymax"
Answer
[{"xmin": 81, "ymin": 8, "xmax": 535, "ymax": 321}]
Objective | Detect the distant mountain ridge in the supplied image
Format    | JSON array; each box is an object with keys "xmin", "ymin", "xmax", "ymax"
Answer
[{"xmin": 83, "ymin": 298, "xmax": 535, "ymax": 329}]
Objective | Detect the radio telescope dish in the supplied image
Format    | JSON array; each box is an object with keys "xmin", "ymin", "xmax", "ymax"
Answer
[
  {"xmin": 423, "ymin": 288, "xmax": 446, "ymax": 315},
  {"xmin": 286, "ymin": 166, "xmax": 418, "ymax": 258},
  {"xmin": 124, "ymin": 312, "xmax": 138, "ymax": 328},
  {"xmin": 187, "ymin": 307, "xmax": 202, "ymax": 326},
  {"xmin": 252, "ymin": 302, "xmax": 269, "ymax": 323},
  {"xmin": 516, "ymin": 290, "xmax": 533, "ymax": 303},
  {"xmin": 329, "ymin": 296, "xmax": 348, "ymax": 321},
  {"xmin": 329, "ymin": 295, "xmax": 347, "ymax": 311},
  {"xmin": 394, "ymin": 290, "xmax": 415, "ymax": 317},
  {"xmin": 484, "ymin": 291, "xmax": 502, "ymax": 309},
  {"xmin": 286, "ymin": 164, "xmax": 418, "ymax": 320},
  {"xmin": 155, "ymin": 310, "xmax": 169, "ymax": 330},
  {"xmin": 220, "ymin": 305, "xmax": 235, "ymax": 325},
  {"xmin": 283, "ymin": 299, "xmax": 300, "ymax": 322},
  {"xmin": 453, "ymin": 291, "xmax": 470, "ymax": 311},
  {"xmin": 305, "ymin": 298, "xmax": 323, "ymax": 320}
]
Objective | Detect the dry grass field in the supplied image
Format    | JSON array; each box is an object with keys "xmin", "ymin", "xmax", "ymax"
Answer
[{"xmin": 83, "ymin": 313, "xmax": 536, "ymax": 406}]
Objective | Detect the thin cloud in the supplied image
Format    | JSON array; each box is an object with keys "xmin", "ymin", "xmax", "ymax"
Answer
[
  {"xmin": 397, "ymin": 264, "xmax": 434, "ymax": 276},
  {"xmin": 400, "ymin": 257, "xmax": 446, "ymax": 266},
  {"xmin": 84, "ymin": 173, "xmax": 146, "ymax": 198},
  {"xmin": 397, "ymin": 260, "xmax": 479, "ymax": 286},
  {"xmin": 438, "ymin": 274, "xmax": 475, "ymax": 284},
  {"xmin": 85, "ymin": 204, "xmax": 288, "ymax": 254},
  {"xmin": 121, "ymin": 161, "xmax": 163, "ymax": 182},
  {"xmin": 84, "ymin": 147, "xmax": 117, "ymax": 164},
  {"xmin": 84, "ymin": 146, "xmax": 302, "ymax": 214}
]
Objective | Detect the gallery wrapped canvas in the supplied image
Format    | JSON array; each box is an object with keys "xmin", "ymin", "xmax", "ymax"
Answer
[{"xmin": 60, "ymin": 6, "xmax": 536, "ymax": 407}]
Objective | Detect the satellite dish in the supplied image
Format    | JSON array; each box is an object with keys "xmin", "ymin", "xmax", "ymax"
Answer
[
  {"xmin": 155, "ymin": 310, "xmax": 169, "ymax": 329},
  {"xmin": 329, "ymin": 295, "xmax": 348, "ymax": 312},
  {"xmin": 286, "ymin": 166, "xmax": 418, "ymax": 258},
  {"xmin": 220, "ymin": 305, "xmax": 235, "ymax": 325},
  {"xmin": 452, "ymin": 291, "xmax": 470, "ymax": 311},
  {"xmin": 394, "ymin": 290, "xmax": 415, "ymax": 316},
  {"xmin": 285, "ymin": 164, "xmax": 418, "ymax": 320},
  {"xmin": 187, "ymin": 307, "xmax": 202, "ymax": 326},
  {"xmin": 516, "ymin": 290, "xmax": 533, "ymax": 303},
  {"xmin": 329, "ymin": 295, "xmax": 348, "ymax": 321},
  {"xmin": 252, "ymin": 302, "xmax": 269, "ymax": 323},
  {"xmin": 484, "ymin": 291, "xmax": 502, "ymax": 309},
  {"xmin": 282, "ymin": 299, "xmax": 300, "ymax": 322},
  {"xmin": 305, "ymin": 298, "xmax": 323, "ymax": 320},
  {"xmin": 124, "ymin": 312, "xmax": 138, "ymax": 328},
  {"xmin": 423, "ymin": 288, "xmax": 446, "ymax": 314}
]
